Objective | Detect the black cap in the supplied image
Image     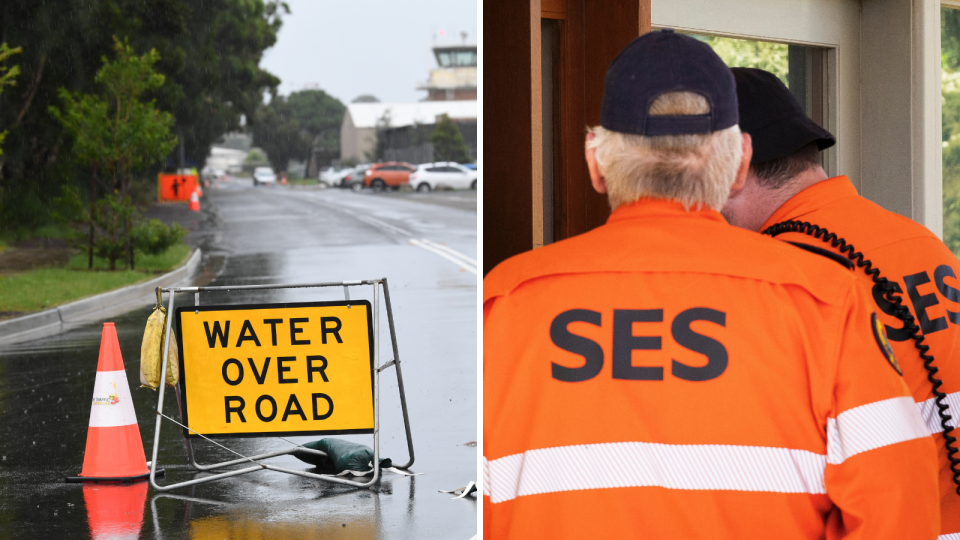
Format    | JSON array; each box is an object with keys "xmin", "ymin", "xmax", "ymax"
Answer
[
  {"xmin": 600, "ymin": 29, "xmax": 738, "ymax": 136},
  {"xmin": 731, "ymin": 67, "xmax": 835, "ymax": 164}
]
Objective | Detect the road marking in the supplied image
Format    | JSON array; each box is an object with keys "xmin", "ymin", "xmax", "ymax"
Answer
[
  {"xmin": 410, "ymin": 239, "xmax": 478, "ymax": 274},
  {"xmin": 221, "ymin": 215, "xmax": 306, "ymax": 223},
  {"xmin": 294, "ymin": 192, "xmax": 476, "ymax": 274},
  {"xmin": 417, "ymin": 238, "xmax": 477, "ymax": 265},
  {"xmin": 354, "ymin": 215, "xmax": 412, "ymax": 237}
]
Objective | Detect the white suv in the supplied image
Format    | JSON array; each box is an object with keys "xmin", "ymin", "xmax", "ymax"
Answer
[
  {"xmin": 409, "ymin": 162, "xmax": 477, "ymax": 192},
  {"xmin": 253, "ymin": 167, "xmax": 277, "ymax": 186}
]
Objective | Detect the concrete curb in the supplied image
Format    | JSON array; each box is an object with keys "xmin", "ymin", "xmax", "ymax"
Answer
[{"xmin": 0, "ymin": 248, "xmax": 202, "ymax": 346}]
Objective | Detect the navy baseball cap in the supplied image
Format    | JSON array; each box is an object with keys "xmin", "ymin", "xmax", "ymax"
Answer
[
  {"xmin": 731, "ymin": 67, "xmax": 835, "ymax": 164},
  {"xmin": 600, "ymin": 29, "xmax": 738, "ymax": 136}
]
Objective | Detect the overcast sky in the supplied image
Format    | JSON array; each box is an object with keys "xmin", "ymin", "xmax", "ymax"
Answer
[{"xmin": 260, "ymin": 0, "xmax": 478, "ymax": 105}]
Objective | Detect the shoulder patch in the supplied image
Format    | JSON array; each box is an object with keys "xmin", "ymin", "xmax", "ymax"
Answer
[
  {"xmin": 871, "ymin": 312, "xmax": 902, "ymax": 376},
  {"xmin": 786, "ymin": 241, "xmax": 855, "ymax": 270}
]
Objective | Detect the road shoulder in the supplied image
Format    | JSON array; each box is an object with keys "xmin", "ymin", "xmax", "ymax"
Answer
[{"xmin": 0, "ymin": 248, "xmax": 202, "ymax": 347}]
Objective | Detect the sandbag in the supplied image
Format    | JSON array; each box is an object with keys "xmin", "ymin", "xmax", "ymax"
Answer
[
  {"xmin": 293, "ymin": 438, "xmax": 392, "ymax": 474},
  {"xmin": 139, "ymin": 288, "xmax": 179, "ymax": 389}
]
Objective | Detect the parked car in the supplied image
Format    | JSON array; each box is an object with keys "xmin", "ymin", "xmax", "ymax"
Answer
[
  {"xmin": 462, "ymin": 163, "xmax": 477, "ymax": 170},
  {"xmin": 318, "ymin": 166, "xmax": 353, "ymax": 187},
  {"xmin": 341, "ymin": 165, "xmax": 371, "ymax": 191},
  {"xmin": 363, "ymin": 162, "xmax": 416, "ymax": 190},
  {"xmin": 409, "ymin": 162, "xmax": 478, "ymax": 191},
  {"xmin": 253, "ymin": 167, "xmax": 277, "ymax": 186}
]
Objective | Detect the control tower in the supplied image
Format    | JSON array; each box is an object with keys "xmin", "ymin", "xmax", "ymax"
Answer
[{"xmin": 418, "ymin": 44, "xmax": 477, "ymax": 101}]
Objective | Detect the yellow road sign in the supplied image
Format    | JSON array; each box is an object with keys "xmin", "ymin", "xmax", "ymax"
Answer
[{"xmin": 175, "ymin": 301, "xmax": 374, "ymax": 438}]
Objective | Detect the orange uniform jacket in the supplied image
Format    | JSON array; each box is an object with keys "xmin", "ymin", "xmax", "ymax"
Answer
[
  {"xmin": 483, "ymin": 199, "xmax": 939, "ymax": 539},
  {"xmin": 762, "ymin": 175, "xmax": 960, "ymax": 537}
]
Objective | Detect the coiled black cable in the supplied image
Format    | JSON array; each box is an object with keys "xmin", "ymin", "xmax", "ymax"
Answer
[{"xmin": 763, "ymin": 219, "xmax": 960, "ymax": 494}]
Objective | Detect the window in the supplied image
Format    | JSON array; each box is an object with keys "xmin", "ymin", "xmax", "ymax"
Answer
[
  {"xmin": 435, "ymin": 48, "xmax": 477, "ymax": 68},
  {"xmin": 689, "ymin": 34, "xmax": 826, "ymax": 128},
  {"xmin": 683, "ymin": 34, "xmax": 829, "ymax": 172},
  {"xmin": 944, "ymin": 6, "xmax": 960, "ymax": 255}
]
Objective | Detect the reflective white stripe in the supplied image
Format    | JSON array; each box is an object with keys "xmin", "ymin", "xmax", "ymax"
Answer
[
  {"xmin": 482, "ymin": 457, "xmax": 491, "ymax": 497},
  {"xmin": 917, "ymin": 391, "xmax": 960, "ymax": 435},
  {"xmin": 826, "ymin": 396, "xmax": 930, "ymax": 465},
  {"xmin": 87, "ymin": 369, "xmax": 138, "ymax": 428},
  {"xmin": 483, "ymin": 442, "xmax": 828, "ymax": 504},
  {"xmin": 939, "ymin": 534, "xmax": 960, "ymax": 540}
]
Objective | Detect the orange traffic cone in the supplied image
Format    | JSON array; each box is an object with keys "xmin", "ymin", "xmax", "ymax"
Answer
[
  {"xmin": 65, "ymin": 323, "xmax": 161, "ymax": 482},
  {"xmin": 188, "ymin": 190, "xmax": 200, "ymax": 212},
  {"xmin": 195, "ymin": 184, "xmax": 204, "ymax": 197},
  {"xmin": 83, "ymin": 482, "xmax": 147, "ymax": 539}
]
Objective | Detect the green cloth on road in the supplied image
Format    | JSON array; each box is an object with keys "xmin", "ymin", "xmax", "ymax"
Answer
[{"xmin": 293, "ymin": 438, "xmax": 392, "ymax": 474}]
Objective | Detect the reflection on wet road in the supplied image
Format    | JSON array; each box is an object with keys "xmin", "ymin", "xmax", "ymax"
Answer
[{"xmin": 0, "ymin": 181, "xmax": 477, "ymax": 538}]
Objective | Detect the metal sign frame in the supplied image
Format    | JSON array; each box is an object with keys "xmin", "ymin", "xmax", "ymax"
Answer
[{"xmin": 148, "ymin": 278, "xmax": 415, "ymax": 491}]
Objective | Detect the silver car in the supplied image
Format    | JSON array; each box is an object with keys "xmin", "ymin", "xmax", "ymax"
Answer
[{"xmin": 253, "ymin": 167, "xmax": 277, "ymax": 187}]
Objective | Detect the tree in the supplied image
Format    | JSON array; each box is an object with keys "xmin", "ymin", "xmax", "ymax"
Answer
[
  {"xmin": 0, "ymin": 43, "xmax": 22, "ymax": 156},
  {"xmin": 431, "ymin": 115, "xmax": 472, "ymax": 163},
  {"xmin": 50, "ymin": 38, "xmax": 178, "ymax": 270},
  {"xmin": 367, "ymin": 109, "xmax": 393, "ymax": 162},
  {"xmin": 252, "ymin": 95, "xmax": 312, "ymax": 174},
  {"xmin": 701, "ymin": 35, "xmax": 788, "ymax": 83},
  {"xmin": 0, "ymin": 0, "xmax": 285, "ymax": 234},
  {"xmin": 287, "ymin": 89, "xmax": 345, "ymax": 163},
  {"xmin": 944, "ymin": 8, "xmax": 960, "ymax": 256},
  {"xmin": 147, "ymin": 0, "xmax": 287, "ymax": 172}
]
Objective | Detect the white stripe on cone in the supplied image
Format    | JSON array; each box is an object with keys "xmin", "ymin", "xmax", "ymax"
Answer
[{"xmin": 88, "ymin": 369, "xmax": 138, "ymax": 428}]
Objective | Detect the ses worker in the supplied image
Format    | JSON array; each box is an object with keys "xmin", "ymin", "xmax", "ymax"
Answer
[
  {"xmin": 723, "ymin": 67, "xmax": 960, "ymax": 539},
  {"xmin": 482, "ymin": 30, "xmax": 939, "ymax": 539}
]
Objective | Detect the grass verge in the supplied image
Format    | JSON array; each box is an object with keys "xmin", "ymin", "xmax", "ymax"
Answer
[
  {"xmin": 66, "ymin": 243, "xmax": 192, "ymax": 272},
  {"xmin": 0, "ymin": 243, "xmax": 193, "ymax": 313}
]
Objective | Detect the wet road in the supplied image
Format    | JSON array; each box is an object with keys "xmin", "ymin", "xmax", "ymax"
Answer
[{"xmin": 0, "ymin": 179, "xmax": 477, "ymax": 538}]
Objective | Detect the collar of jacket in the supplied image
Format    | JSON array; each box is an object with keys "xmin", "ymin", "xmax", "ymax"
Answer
[
  {"xmin": 761, "ymin": 175, "xmax": 856, "ymax": 231},
  {"xmin": 607, "ymin": 197, "xmax": 726, "ymax": 225}
]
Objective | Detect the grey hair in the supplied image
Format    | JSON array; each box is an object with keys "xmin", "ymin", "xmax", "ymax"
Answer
[{"xmin": 587, "ymin": 91, "xmax": 743, "ymax": 211}]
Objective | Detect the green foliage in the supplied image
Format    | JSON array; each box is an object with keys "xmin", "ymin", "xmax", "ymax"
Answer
[
  {"xmin": 131, "ymin": 219, "xmax": 186, "ymax": 256},
  {"xmin": 0, "ymin": 43, "xmax": 22, "ymax": 157},
  {"xmin": 0, "ymin": 0, "xmax": 285, "ymax": 233},
  {"xmin": 0, "ymin": 43, "xmax": 21, "ymax": 91},
  {"xmin": 52, "ymin": 184, "xmax": 185, "ymax": 270},
  {"xmin": 945, "ymin": 7, "xmax": 960, "ymax": 256},
  {"xmin": 159, "ymin": 0, "xmax": 287, "ymax": 171},
  {"xmin": 50, "ymin": 185, "xmax": 92, "ymax": 249},
  {"xmin": 699, "ymin": 35, "xmax": 788, "ymax": 84},
  {"xmin": 245, "ymin": 148, "xmax": 267, "ymax": 164},
  {"xmin": 252, "ymin": 94, "xmax": 312, "ymax": 173},
  {"xmin": 49, "ymin": 38, "xmax": 179, "ymax": 270},
  {"xmin": 50, "ymin": 37, "xmax": 178, "ymax": 192},
  {"xmin": 286, "ymin": 89, "xmax": 346, "ymax": 156},
  {"xmin": 91, "ymin": 194, "xmax": 138, "ymax": 270},
  {"xmin": 367, "ymin": 109, "xmax": 393, "ymax": 162},
  {"xmin": 431, "ymin": 115, "xmax": 472, "ymax": 163}
]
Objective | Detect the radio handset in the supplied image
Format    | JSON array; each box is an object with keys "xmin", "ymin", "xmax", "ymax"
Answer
[{"xmin": 763, "ymin": 219, "xmax": 960, "ymax": 494}]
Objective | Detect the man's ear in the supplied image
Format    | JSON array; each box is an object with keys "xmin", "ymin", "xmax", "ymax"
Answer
[
  {"xmin": 730, "ymin": 132, "xmax": 753, "ymax": 195},
  {"xmin": 585, "ymin": 133, "xmax": 606, "ymax": 194}
]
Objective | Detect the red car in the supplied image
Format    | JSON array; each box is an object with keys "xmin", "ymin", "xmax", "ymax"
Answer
[{"xmin": 364, "ymin": 162, "xmax": 416, "ymax": 190}]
